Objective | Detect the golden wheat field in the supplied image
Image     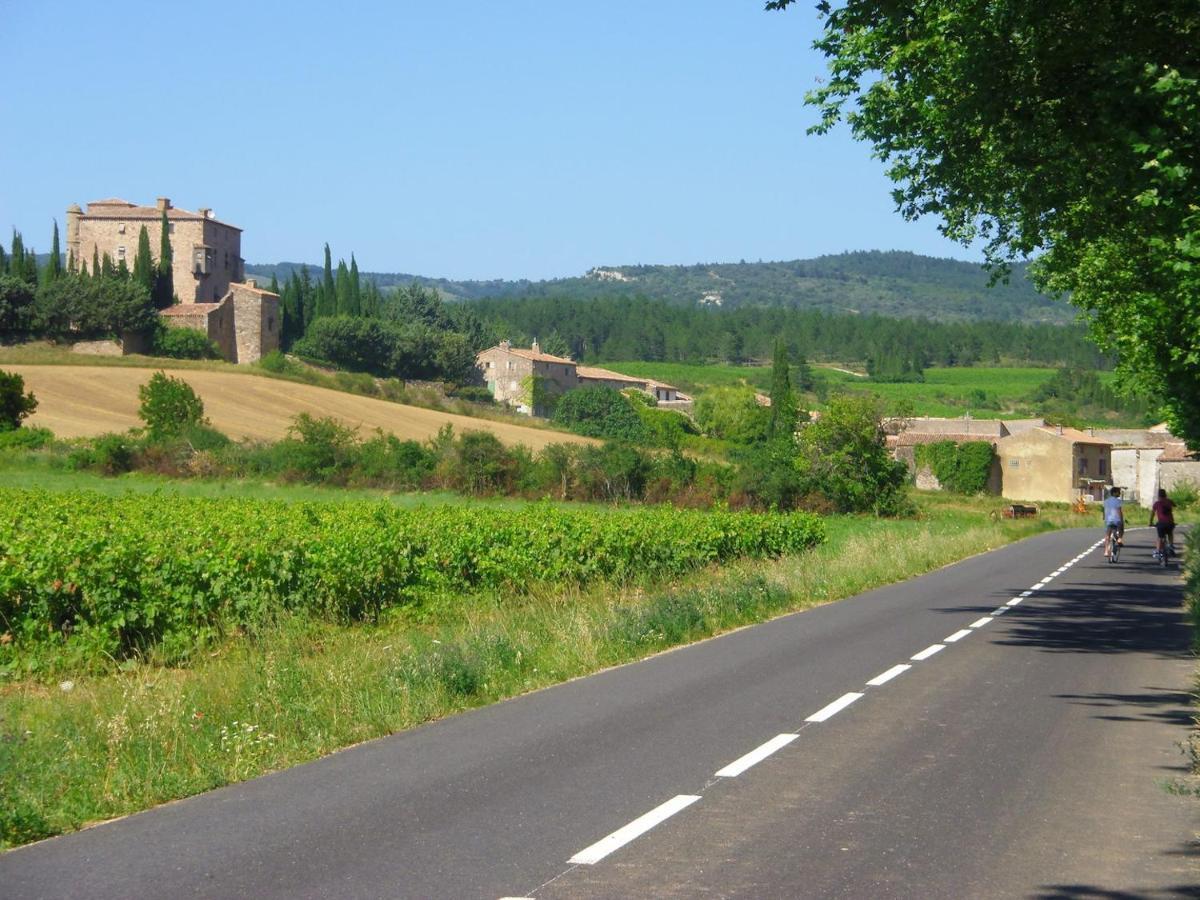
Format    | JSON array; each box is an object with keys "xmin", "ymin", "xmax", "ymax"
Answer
[{"xmin": 7, "ymin": 365, "xmax": 592, "ymax": 450}]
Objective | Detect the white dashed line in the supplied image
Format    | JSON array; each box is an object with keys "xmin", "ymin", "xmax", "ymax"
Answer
[
  {"xmin": 992, "ymin": 607, "xmax": 1009, "ymax": 615},
  {"xmin": 944, "ymin": 629, "xmax": 973, "ymax": 643},
  {"xmin": 969, "ymin": 617, "xmax": 993, "ymax": 629},
  {"xmin": 866, "ymin": 664, "xmax": 911, "ymax": 686},
  {"xmin": 1007, "ymin": 597, "xmax": 1023, "ymax": 606},
  {"xmin": 912, "ymin": 644, "xmax": 945, "ymax": 661},
  {"xmin": 1020, "ymin": 590, "xmax": 1033, "ymax": 597},
  {"xmin": 806, "ymin": 692, "xmax": 864, "ymax": 723},
  {"xmin": 715, "ymin": 734, "xmax": 799, "ymax": 778},
  {"xmin": 569, "ymin": 795, "xmax": 701, "ymax": 864}
]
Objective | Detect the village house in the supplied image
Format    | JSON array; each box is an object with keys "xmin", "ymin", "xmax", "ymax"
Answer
[
  {"xmin": 887, "ymin": 415, "xmax": 1042, "ymax": 492},
  {"xmin": 1157, "ymin": 441, "xmax": 1200, "ymax": 495},
  {"xmin": 996, "ymin": 425, "xmax": 1113, "ymax": 503},
  {"xmin": 65, "ymin": 197, "xmax": 279, "ymax": 364},
  {"xmin": 475, "ymin": 342, "xmax": 688, "ymax": 415}
]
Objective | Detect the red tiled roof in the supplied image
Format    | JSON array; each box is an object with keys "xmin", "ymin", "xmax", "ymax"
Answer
[
  {"xmin": 82, "ymin": 199, "xmax": 241, "ymax": 231},
  {"xmin": 895, "ymin": 432, "xmax": 998, "ymax": 447},
  {"xmin": 1160, "ymin": 442, "xmax": 1199, "ymax": 462}
]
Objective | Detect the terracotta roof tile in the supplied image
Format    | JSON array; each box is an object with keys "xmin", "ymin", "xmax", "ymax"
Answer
[
  {"xmin": 1160, "ymin": 442, "xmax": 1199, "ymax": 462},
  {"xmin": 896, "ymin": 432, "xmax": 998, "ymax": 447},
  {"xmin": 81, "ymin": 199, "xmax": 241, "ymax": 231},
  {"xmin": 160, "ymin": 303, "xmax": 221, "ymax": 317}
]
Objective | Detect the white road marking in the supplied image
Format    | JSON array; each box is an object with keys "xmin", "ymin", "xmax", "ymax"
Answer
[
  {"xmin": 1007, "ymin": 597, "xmax": 1023, "ymax": 606},
  {"xmin": 911, "ymin": 644, "xmax": 945, "ymax": 661},
  {"xmin": 1029, "ymin": 584, "xmax": 1044, "ymax": 591},
  {"xmin": 866, "ymin": 664, "xmax": 911, "ymax": 687},
  {"xmin": 806, "ymin": 692, "xmax": 865, "ymax": 723},
  {"xmin": 1020, "ymin": 590, "xmax": 1033, "ymax": 597},
  {"xmin": 569, "ymin": 795, "xmax": 701, "ymax": 865},
  {"xmin": 715, "ymin": 733, "xmax": 799, "ymax": 778},
  {"xmin": 944, "ymin": 629, "xmax": 973, "ymax": 643},
  {"xmin": 992, "ymin": 607, "xmax": 1009, "ymax": 615},
  {"xmin": 969, "ymin": 617, "xmax": 993, "ymax": 628}
]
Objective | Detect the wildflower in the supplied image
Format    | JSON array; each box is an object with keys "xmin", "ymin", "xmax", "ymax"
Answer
[{"xmin": 59, "ymin": 680, "xmax": 75, "ymax": 692}]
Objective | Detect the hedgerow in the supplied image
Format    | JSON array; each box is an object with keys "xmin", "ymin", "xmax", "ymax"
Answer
[{"xmin": 0, "ymin": 488, "xmax": 824, "ymax": 671}]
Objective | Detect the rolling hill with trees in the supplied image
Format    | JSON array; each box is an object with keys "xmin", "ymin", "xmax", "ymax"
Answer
[{"xmin": 246, "ymin": 250, "xmax": 1072, "ymax": 325}]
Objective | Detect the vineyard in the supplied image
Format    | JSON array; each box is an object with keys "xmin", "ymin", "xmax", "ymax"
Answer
[{"xmin": 0, "ymin": 489, "xmax": 824, "ymax": 670}]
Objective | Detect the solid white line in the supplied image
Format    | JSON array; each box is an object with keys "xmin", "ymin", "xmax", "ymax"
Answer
[
  {"xmin": 911, "ymin": 644, "xmax": 945, "ymax": 661},
  {"xmin": 715, "ymin": 733, "xmax": 799, "ymax": 777},
  {"xmin": 969, "ymin": 617, "xmax": 993, "ymax": 628},
  {"xmin": 806, "ymin": 692, "xmax": 865, "ymax": 723},
  {"xmin": 1007, "ymin": 597, "xmax": 1023, "ymax": 606},
  {"xmin": 569, "ymin": 795, "xmax": 701, "ymax": 864},
  {"xmin": 867, "ymin": 664, "xmax": 911, "ymax": 687},
  {"xmin": 944, "ymin": 629, "xmax": 973, "ymax": 643}
]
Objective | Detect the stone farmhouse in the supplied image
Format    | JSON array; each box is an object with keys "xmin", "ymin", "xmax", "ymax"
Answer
[
  {"xmin": 65, "ymin": 197, "xmax": 278, "ymax": 364},
  {"xmin": 996, "ymin": 425, "xmax": 1113, "ymax": 503},
  {"xmin": 476, "ymin": 341, "xmax": 687, "ymax": 416}
]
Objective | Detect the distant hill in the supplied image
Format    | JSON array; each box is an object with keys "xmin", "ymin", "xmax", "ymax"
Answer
[{"xmin": 252, "ymin": 250, "xmax": 1070, "ymax": 324}]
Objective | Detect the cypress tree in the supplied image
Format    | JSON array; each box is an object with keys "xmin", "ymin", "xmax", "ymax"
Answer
[
  {"xmin": 300, "ymin": 264, "xmax": 315, "ymax": 329},
  {"xmin": 767, "ymin": 340, "xmax": 798, "ymax": 441},
  {"xmin": 67, "ymin": 248, "xmax": 76, "ymax": 274},
  {"xmin": 132, "ymin": 225, "xmax": 155, "ymax": 292},
  {"xmin": 45, "ymin": 220, "xmax": 63, "ymax": 283},
  {"xmin": 10, "ymin": 231, "xmax": 26, "ymax": 283},
  {"xmin": 335, "ymin": 259, "xmax": 352, "ymax": 315},
  {"xmin": 318, "ymin": 244, "xmax": 336, "ymax": 318},
  {"xmin": 92, "ymin": 245, "xmax": 100, "ymax": 279},
  {"xmin": 116, "ymin": 258, "xmax": 130, "ymax": 280},
  {"xmin": 349, "ymin": 254, "xmax": 362, "ymax": 316},
  {"xmin": 0, "ymin": 242, "xmax": 7, "ymax": 275},
  {"xmin": 269, "ymin": 273, "xmax": 280, "ymax": 295},
  {"xmin": 101, "ymin": 252, "xmax": 115, "ymax": 280},
  {"xmin": 153, "ymin": 208, "xmax": 175, "ymax": 308}
]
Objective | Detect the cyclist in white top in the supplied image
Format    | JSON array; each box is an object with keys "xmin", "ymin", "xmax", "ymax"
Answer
[{"xmin": 1102, "ymin": 486, "xmax": 1125, "ymax": 558}]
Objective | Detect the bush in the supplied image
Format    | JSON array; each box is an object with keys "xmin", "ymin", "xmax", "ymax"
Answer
[
  {"xmin": 138, "ymin": 372, "xmax": 207, "ymax": 440},
  {"xmin": 256, "ymin": 350, "xmax": 301, "ymax": 375},
  {"xmin": 153, "ymin": 326, "xmax": 220, "ymax": 360},
  {"xmin": 693, "ymin": 387, "xmax": 770, "ymax": 444},
  {"xmin": 0, "ymin": 426, "xmax": 53, "ymax": 451},
  {"xmin": 68, "ymin": 433, "xmax": 136, "ymax": 475},
  {"xmin": 0, "ymin": 369, "xmax": 37, "ymax": 431},
  {"xmin": 794, "ymin": 395, "xmax": 910, "ymax": 515},
  {"xmin": 271, "ymin": 413, "xmax": 360, "ymax": 483},
  {"xmin": 553, "ymin": 387, "xmax": 649, "ymax": 442}
]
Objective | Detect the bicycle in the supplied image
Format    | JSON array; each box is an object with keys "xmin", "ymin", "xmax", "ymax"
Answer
[{"xmin": 1107, "ymin": 527, "xmax": 1121, "ymax": 564}]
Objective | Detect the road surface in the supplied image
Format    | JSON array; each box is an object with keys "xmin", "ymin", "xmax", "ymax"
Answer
[{"xmin": 2, "ymin": 527, "xmax": 1196, "ymax": 898}]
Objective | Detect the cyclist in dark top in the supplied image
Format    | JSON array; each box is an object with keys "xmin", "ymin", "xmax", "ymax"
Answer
[{"xmin": 1150, "ymin": 488, "xmax": 1176, "ymax": 559}]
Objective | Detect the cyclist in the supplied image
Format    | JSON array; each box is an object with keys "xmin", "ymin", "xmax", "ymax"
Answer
[
  {"xmin": 1102, "ymin": 486, "xmax": 1125, "ymax": 559},
  {"xmin": 1150, "ymin": 488, "xmax": 1176, "ymax": 559}
]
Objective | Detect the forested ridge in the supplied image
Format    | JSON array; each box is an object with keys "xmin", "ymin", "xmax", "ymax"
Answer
[
  {"xmin": 246, "ymin": 250, "xmax": 1070, "ymax": 324},
  {"xmin": 465, "ymin": 294, "xmax": 1105, "ymax": 370}
]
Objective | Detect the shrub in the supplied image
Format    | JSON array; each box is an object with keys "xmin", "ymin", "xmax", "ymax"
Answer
[
  {"xmin": 693, "ymin": 386, "xmax": 770, "ymax": 444},
  {"xmin": 354, "ymin": 431, "xmax": 436, "ymax": 488},
  {"xmin": 138, "ymin": 372, "xmax": 207, "ymax": 440},
  {"xmin": 153, "ymin": 326, "xmax": 220, "ymax": 360},
  {"xmin": 0, "ymin": 426, "xmax": 53, "ymax": 451},
  {"xmin": 273, "ymin": 413, "xmax": 360, "ymax": 483},
  {"xmin": 0, "ymin": 369, "xmax": 37, "ymax": 431},
  {"xmin": 553, "ymin": 387, "xmax": 649, "ymax": 442},
  {"xmin": 794, "ymin": 395, "xmax": 910, "ymax": 515},
  {"xmin": 68, "ymin": 433, "xmax": 136, "ymax": 475}
]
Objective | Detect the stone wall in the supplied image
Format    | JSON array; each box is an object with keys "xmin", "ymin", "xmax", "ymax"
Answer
[{"xmin": 228, "ymin": 282, "xmax": 279, "ymax": 364}]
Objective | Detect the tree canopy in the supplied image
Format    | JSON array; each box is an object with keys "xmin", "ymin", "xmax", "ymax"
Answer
[{"xmin": 768, "ymin": 0, "xmax": 1200, "ymax": 445}]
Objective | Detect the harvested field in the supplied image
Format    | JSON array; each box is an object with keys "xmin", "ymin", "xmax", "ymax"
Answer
[{"xmin": 7, "ymin": 365, "xmax": 592, "ymax": 450}]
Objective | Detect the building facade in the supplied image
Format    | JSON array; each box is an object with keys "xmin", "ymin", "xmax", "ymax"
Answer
[
  {"xmin": 158, "ymin": 280, "xmax": 280, "ymax": 365},
  {"xmin": 996, "ymin": 426, "xmax": 1113, "ymax": 503},
  {"xmin": 475, "ymin": 342, "xmax": 686, "ymax": 415},
  {"xmin": 66, "ymin": 197, "xmax": 243, "ymax": 303}
]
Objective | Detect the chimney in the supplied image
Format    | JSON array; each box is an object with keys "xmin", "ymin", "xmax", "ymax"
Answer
[
  {"xmin": 245, "ymin": 278, "xmax": 256, "ymax": 289},
  {"xmin": 500, "ymin": 339, "xmax": 511, "ymax": 351},
  {"xmin": 531, "ymin": 338, "xmax": 540, "ymax": 355},
  {"xmin": 156, "ymin": 197, "xmax": 171, "ymax": 211},
  {"xmin": 198, "ymin": 207, "xmax": 211, "ymax": 219}
]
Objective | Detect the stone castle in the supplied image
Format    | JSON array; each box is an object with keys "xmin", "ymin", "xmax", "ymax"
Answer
[{"xmin": 65, "ymin": 197, "xmax": 279, "ymax": 363}]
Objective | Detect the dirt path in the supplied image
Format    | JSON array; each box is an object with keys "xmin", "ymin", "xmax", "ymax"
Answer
[{"xmin": 9, "ymin": 365, "xmax": 592, "ymax": 450}]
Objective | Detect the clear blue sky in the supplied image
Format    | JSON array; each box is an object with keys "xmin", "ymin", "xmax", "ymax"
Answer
[{"xmin": 1, "ymin": 1, "xmax": 981, "ymax": 280}]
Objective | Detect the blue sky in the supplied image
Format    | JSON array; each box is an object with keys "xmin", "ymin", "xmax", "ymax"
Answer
[{"xmin": 1, "ymin": 1, "xmax": 980, "ymax": 280}]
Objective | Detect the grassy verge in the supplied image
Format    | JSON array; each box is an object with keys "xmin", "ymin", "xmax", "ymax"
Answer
[
  {"xmin": 1175, "ymin": 529, "xmax": 1200, "ymax": 798},
  {"xmin": 0, "ymin": 493, "xmax": 1075, "ymax": 849}
]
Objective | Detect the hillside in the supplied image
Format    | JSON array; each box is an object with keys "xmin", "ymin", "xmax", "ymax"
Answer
[
  {"xmin": 8, "ymin": 365, "xmax": 591, "ymax": 450},
  {"xmin": 247, "ymin": 251, "xmax": 1070, "ymax": 325}
]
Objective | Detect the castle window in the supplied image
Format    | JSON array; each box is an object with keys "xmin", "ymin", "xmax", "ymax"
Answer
[
  {"xmin": 118, "ymin": 223, "xmax": 126, "ymax": 234},
  {"xmin": 117, "ymin": 246, "xmax": 126, "ymax": 259},
  {"xmin": 168, "ymin": 223, "xmax": 175, "ymax": 234}
]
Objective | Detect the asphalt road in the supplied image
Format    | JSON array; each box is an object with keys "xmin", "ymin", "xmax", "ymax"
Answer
[{"xmin": 3, "ymin": 527, "xmax": 1196, "ymax": 899}]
